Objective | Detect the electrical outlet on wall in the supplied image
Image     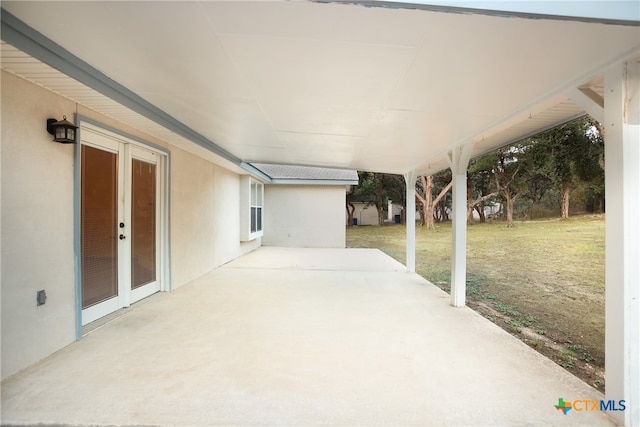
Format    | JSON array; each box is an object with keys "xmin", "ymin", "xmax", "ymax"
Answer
[{"xmin": 37, "ymin": 290, "xmax": 47, "ymax": 306}]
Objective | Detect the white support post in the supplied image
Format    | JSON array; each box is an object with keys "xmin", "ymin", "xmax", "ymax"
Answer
[
  {"xmin": 604, "ymin": 59, "xmax": 640, "ymax": 427},
  {"xmin": 448, "ymin": 143, "xmax": 473, "ymax": 307},
  {"xmin": 404, "ymin": 170, "xmax": 417, "ymax": 273}
]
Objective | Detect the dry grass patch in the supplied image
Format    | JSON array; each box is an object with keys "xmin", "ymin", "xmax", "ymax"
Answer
[{"xmin": 346, "ymin": 215, "xmax": 605, "ymax": 390}]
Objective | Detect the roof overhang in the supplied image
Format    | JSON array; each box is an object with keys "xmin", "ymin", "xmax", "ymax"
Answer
[
  {"xmin": 251, "ymin": 163, "xmax": 359, "ymax": 185},
  {"xmin": 1, "ymin": 1, "xmax": 639, "ymax": 176}
]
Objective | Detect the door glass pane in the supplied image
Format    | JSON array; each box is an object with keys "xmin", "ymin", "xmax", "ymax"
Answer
[
  {"xmin": 131, "ymin": 158, "xmax": 156, "ymax": 289},
  {"xmin": 81, "ymin": 145, "xmax": 118, "ymax": 308}
]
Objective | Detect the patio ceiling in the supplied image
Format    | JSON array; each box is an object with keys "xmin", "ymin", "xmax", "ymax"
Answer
[{"xmin": 1, "ymin": 1, "xmax": 639, "ymax": 175}]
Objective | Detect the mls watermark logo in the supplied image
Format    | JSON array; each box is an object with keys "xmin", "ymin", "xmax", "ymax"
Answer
[
  {"xmin": 555, "ymin": 398, "xmax": 572, "ymax": 415},
  {"xmin": 554, "ymin": 397, "xmax": 626, "ymax": 415}
]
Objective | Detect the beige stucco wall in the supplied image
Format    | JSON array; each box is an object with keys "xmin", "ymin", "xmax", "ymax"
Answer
[
  {"xmin": 1, "ymin": 71, "xmax": 258, "ymax": 380},
  {"xmin": 170, "ymin": 148, "xmax": 259, "ymax": 288},
  {"xmin": 263, "ymin": 185, "xmax": 346, "ymax": 248},
  {"xmin": 1, "ymin": 71, "xmax": 77, "ymax": 381}
]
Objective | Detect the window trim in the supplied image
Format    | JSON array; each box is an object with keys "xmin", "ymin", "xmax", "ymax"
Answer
[{"xmin": 240, "ymin": 176, "xmax": 264, "ymax": 241}]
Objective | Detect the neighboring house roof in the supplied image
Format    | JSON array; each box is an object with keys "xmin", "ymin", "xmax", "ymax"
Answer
[{"xmin": 250, "ymin": 163, "xmax": 358, "ymax": 185}]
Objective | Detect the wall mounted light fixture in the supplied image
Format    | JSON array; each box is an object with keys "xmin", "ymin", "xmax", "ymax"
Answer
[{"xmin": 46, "ymin": 115, "xmax": 77, "ymax": 143}]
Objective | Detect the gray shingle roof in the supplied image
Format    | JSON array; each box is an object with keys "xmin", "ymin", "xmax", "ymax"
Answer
[{"xmin": 251, "ymin": 163, "xmax": 358, "ymax": 184}]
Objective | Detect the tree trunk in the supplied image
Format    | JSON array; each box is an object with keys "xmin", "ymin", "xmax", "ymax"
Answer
[
  {"xmin": 505, "ymin": 192, "xmax": 515, "ymax": 228},
  {"xmin": 423, "ymin": 176, "xmax": 435, "ymax": 229},
  {"xmin": 374, "ymin": 174, "xmax": 385, "ymax": 226},
  {"xmin": 346, "ymin": 194, "xmax": 355, "ymax": 227},
  {"xmin": 346, "ymin": 204, "xmax": 355, "ymax": 227},
  {"xmin": 425, "ymin": 203, "xmax": 435, "ymax": 229},
  {"xmin": 428, "ymin": 177, "xmax": 452, "ymax": 229},
  {"xmin": 416, "ymin": 176, "xmax": 427, "ymax": 225},
  {"xmin": 416, "ymin": 175, "xmax": 451, "ymax": 230},
  {"xmin": 467, "ymin": 191, "xmax": 498, "ymax": 223},
  {"xmin": 505, "ymin": 193, "xmax": 524, "ymax": 227},
  {"xmin": 437, "ymin": 200, "xmax": 450, "ymax": 222},
  {"xmin": 467, "ymin": 179, "xmax": 475, "ymax": 223},
  {"xmin": 561, "ymin": 185, "xmax": 571, "ymax": 220},
  {"xmin": 376, "ymin": 203, "xmax": 385, "ymax": 226},
  {"xmin": 417, "ymin": 199, "xmax": 426, "ymax": 225},
  {"xmin": 493, "ymin": 161, "xmax": 521, "ymax": 228}
]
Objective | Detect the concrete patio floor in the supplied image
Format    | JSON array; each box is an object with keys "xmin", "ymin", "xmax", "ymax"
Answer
[{"xmin": 1, "ymin": 247, "xmax": 615, "ymax": 426}]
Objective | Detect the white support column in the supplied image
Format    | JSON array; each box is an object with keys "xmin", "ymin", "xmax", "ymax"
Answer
[
  {"xmin": 604, "ymin": 59, "xmax": 640, "ymax": 427},
  {"xmin": 404, "ymin": 170, "xmax": 417, "ymax": 273},
  {"xmin": 448, "ymin": 143, "xmax": 473, "ymax": 307}
]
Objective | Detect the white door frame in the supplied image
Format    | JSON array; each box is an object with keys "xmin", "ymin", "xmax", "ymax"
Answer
[{"xmin": 78, "ymin": 121, "xmax": 169, "ymax": 326}]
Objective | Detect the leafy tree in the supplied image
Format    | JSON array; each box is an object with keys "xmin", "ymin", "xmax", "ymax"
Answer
[
  {"xmin": 492, "ymin": 147, "xmax": 529, "ymax": 227},
  {"xmin": 529, "ymin": 117, "xmax": 604, "ymax": 219},
  {"xmin": 517, "ymin": 138, "xmax": 555, "ymax": 218},
  {"xmin": 467, "ymin": 155, "xmax": 499, "ymax": 223},
  {"xmin": 347, "ymin": 171, "xmax": 375, "ymax": 225},
  {"xmin": 351, "ymin": 172, "xmax": 404, "ymax": 225},
  {"xmin": 432, "ymin": 170, "xmax": 453, "ymax": 223},
  {"xmin": 383, "ymin": 174, "xmax": 407, "ymax": 222},
  {"xmin": 349, "ymin": 116, "xmax": 603, "ymax": 229}
]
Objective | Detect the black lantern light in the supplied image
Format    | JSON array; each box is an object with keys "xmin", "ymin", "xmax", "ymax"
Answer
[{"xmin": 46, "ymin": 115, "xmax": 77, "ymax": 143}]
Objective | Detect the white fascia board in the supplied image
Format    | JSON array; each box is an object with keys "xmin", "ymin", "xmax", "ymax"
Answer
[
  {"xmin": 239, "ymin": 162, "xmax": 273, "ymax": 183},
  {"xmin": 270, "ymin": 179, "xmax": 359, "ymax": 186}
]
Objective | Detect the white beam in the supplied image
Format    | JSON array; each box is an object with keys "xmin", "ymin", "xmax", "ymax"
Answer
[
  {"xmin": 569, "ymin": 87, "xmax": 605, "ymax": 124},
  {"xmin": 404, "ymin": 170, "xmax": 417, "ymax": 273},
  {"xmin": 449, "ymin": 143, "xmax": 473, "ymax": 307},
  {"xmin": 604, "ymin": 58, "xmax": 640, "ymax": 427}
]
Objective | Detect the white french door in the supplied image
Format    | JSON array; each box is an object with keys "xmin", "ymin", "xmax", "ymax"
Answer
[{"xmin": 80, "ymin": 124, "xmax": 166, "ymax": 325}]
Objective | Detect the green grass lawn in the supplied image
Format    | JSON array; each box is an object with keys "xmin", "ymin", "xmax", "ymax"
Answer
[{"xmin": 347, "ymin": 214, "xmax": 605, "ymax": 389}]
